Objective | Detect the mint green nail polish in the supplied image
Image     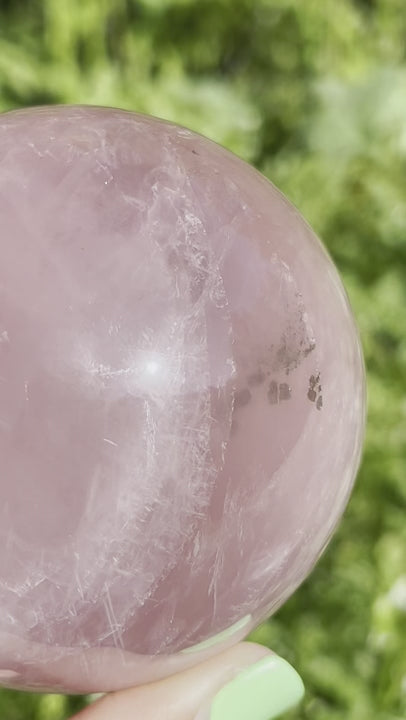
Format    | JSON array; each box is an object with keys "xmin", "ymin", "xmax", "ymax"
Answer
[
  {"xmin": 209, "ymin": 655, "xmax": 304, "ymax": 720},
  {"xmin": 181, "ymin": 615, "xmax": 252, "ymax": 654}
]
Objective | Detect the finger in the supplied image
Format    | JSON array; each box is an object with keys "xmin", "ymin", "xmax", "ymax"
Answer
[{"xmin": 71, "ymin": 641, "xmax": 304, "ymax": 720}]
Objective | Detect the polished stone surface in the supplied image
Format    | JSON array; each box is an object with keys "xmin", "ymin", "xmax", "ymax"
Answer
[{"xmin": 0, "ymin": 106, "xmax": 365, "ymax": 693}]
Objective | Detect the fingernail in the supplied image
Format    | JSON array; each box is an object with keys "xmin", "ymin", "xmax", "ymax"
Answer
[
  {"xmin": 180, "ymin": 615, "xmax": 252, "ymax": 654},
  {"xmin": 195, "ymin": 655, "xmax": 304, "ymax": 720}
]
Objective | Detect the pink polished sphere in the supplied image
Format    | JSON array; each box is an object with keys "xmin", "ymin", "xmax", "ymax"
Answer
[{"xmin": 0, "ymin": 105, "xmax": 364, "ymax": 693}]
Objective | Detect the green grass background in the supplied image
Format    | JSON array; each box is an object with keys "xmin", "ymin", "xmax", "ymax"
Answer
[{"xmin": 0, "ymin": 0, "xmax": 405, "ymax": 718}]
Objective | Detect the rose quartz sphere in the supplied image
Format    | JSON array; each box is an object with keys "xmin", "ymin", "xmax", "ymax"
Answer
[{"xmin": 0, "ymin": 105, "xmax": 365, "ymax": 693}]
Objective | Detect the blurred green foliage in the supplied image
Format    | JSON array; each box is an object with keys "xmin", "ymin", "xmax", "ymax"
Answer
[{"xmin": 0, "ymin": 0, "xmax": 405, "ymax": 718}]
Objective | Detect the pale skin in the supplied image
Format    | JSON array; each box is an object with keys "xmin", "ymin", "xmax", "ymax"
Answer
[{"xmin": 70, "ymin": 642, "xmax": 272, "ymax": 720}]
